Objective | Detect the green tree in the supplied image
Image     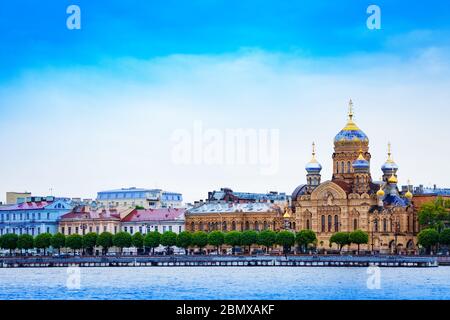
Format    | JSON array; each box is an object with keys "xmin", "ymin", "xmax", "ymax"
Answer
[
  {"xmin": 296, "ymin": 230, "xmax": 317, "ymax": 253},
  {"xmin": 224, "ymin": 231, "xmax": 241, "ymax": 254},
  {"xmin": 417, "ymin": 228, "xmax": 440, "ymax": 254},
  {"xmin": 82, "ymin": 232, "xmax": 98, "ymax": 255},
  {"xmin": 176, "ymin": 231, "xmax": 192, "ymax": 254},
  {"xmin": 349, "ymin": 230, "xmax": 369, "ymax": 254},
  {"xmin": 65, "ymin": 234, "xmax": 83, "ymax": 255},
  {"xmin": 276, "ymin": 231, "xmax": 295, "ymax": 254},
  {"xmin": 51, "ymin": 233, "xmax": 66, "ymax": 255},
  {"xmin": 330, "ymin": 232, "xmax": 351, "ymax": 252},
  {"xmin": 160, "ymin": 231, "xmax": 177, "ymax": 254},
  {"xmin": 113, "ymin": 232, "xmax": 132, "ymax": 254},
  {"xmin": 257, "ymin": 230, "xmax": 276, "ymax": 253},
  {"xmin": 192, "ymin": 231, "xmax": 208, "ymax": 253},
  {"xmin": 1, "ymin": 234, "xmax": 18, "ymax": 254},
  {"xmin": 34, "ymin": 233, "xmax": 52, "ymax": 255},
  {"xmin": 440, "ymin": 229, "xmax": 450, "ymax": 246},
  {"xmin": 96, "ymin": 232, "xmax": 113, "ymax": 255},
  {"xmin": 144, "ymin": 231, "xmax": 161, "ymax": 255},
  {"xmin": 241, "ymin": 230, "xmax": 258, "ymax": 254},
  {"xmin": 17, "ymin": 234, "xmax": 34, "ymax": 255},
  {"xmin": 132, "ymin": 232, "xmax": 144, "ymax": 253},
  {"xmin": 207, "ymin": 231, "xmax": 225, "ymax": 254},
  {"xmin": 418, "ymin": 198, "xmax": 449, "ymax": 232}
]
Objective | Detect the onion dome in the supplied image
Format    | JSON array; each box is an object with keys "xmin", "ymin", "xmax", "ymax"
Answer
[
  {"xmin": 388, "ymin": 173, "xmax": 398, "ymax": 184},
  {"xmin": 376, "ymin": 186, "xmax": 385, "ymax": 197},
  {"xmin": 334, "ymin": 99, "xmax": 369, "ymax": 145},
  {"xmin": 283, "ymin": 212, "xmax": 291, "ymax": 219},
  {"xmin": 352, "ymin": 147, "xmax": 369, "ymax": 171},
  {"xmin": 381, "ymin": 142, "xmax": 399, "ymax": 172},
  {"xmin": 405, "ymin": 180, "xmax": 413, "ymax": 200},
  {"xmin": 305, "ymin": 142, "xmax": 322, "ymax": 173}
]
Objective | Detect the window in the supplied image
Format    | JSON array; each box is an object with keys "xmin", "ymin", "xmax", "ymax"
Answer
[
  {"xmin": 89, "ymin": 226, "xmax": 93, "ymax": 233},
  {"xmin": 103, "ymin": 226, "xmax": 107, "ymax": 232},
  {"xmin": 169, "ymin": 226, "xmax": 172, "ymax": 232},
  {"xmin": 353, "ymin": 219, "xmax": 358, "ymax": 230},
  {"xmin": 61, "ymin": 227, "xmax": 65, "ymax": 234},
  {"xmin": 124, "ymin": 226, "xmax": 128, "ymax": 232},
  {"xmin": 139, "ymin": 226, "xmax": 142, "ymax": 234},
  {"xmin": 96, "ymin": 226, "xmax": 100, "ymax": 233},
  {"xmin": 130, "ymin": 227, "xmax": 134, "ymax": 234},
  {"xmin": 47, "ymin": 227, "xmax": 50, "ymax": 233},
  {"xmin": 321, "ymin": 215, "xmax": 325, "ymax": 232},
  {"xmin": 114, "ymin": 226, "xmax": 118, "ymax": 234},
  {"xmin": 245, "ymin": 221, "xmax": 250, "ymax": 230},
  {"xmin": 163, "ymin": 226, "xmax": 167, "ymax": 233},
  {"xmin": 328, "ymin": 215, "xmax": 332, "ymax": 232},
  {"xmin": 231, "ymin": 221, "xmax": 236, "ymax": 231},
  {"xmin": 374, "ymin": 219, "xmax": 378, "ymax": 232},
  {"xmin": 383, "ymin": 219, "xmax": 387, "ymax": 232},
  {"xmin": 306, "ymin": 219, "xmax": 310, "ymax": 230},
  {"xmin": 334, "ymin": 215, "xmax": 339, "ymax": 232},
  {"xmin": 38, "ymin": 213, "xmax": 41, "ymax": 220},
  {"xmin": 347, "ymin": 161, "xmax": 351, "ymax": 173},
  {"xmin": 341, "ymin": 162, "xmax": 344, "ymax": 174},
  {"xmin": 191, "ymin": 222, "xmax": 195, "ymax": 231},
  {"xmin": 37, "ymin": 227, "xmax": 41, "ymax": 235},
  {"xmin": 47, "ymin": 212, "xmax": 50, "ymax": 220},
  {"xmin": 75, "ymin": 227, "xmax": 79, "ymax": 234},
  {"xmin": 178, "ymin": 226, "xmax": 182, "ymax": 233}
]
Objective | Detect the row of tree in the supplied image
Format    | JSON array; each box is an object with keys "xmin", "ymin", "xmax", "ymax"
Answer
[
  {"xmin": 417, "ymin": 197, "xmax": 450, "ymax": 253},
  {"xmin": 0, "ymin": 229, "xmax": 321, "ymax": 255}
]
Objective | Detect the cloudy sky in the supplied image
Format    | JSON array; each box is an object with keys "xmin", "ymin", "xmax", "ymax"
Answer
[{"xmin": 1, "ymin": 1, "xmax": 450, "ymax": 203}]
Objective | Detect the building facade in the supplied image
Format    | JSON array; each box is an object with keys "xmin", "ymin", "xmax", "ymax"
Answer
[
  {"xmin": 185, "ymin": 202, "xmax": 284, "ymax": 232},
  {"xmin": 96, "ymin": 187, "xmax": 183, "ymax": 210},
  {"xmin": 58, "ymin": 206, "xmax": 122, "ymax": 235},
  {"xmin": 206, "ymin": 188, "xmax": 289, "ymax": 207},
  {"xmin": 6, "ymin": 191, "xmax": 32, "ymax": 205},
  {"xmin": 291, "ymin": 100, "xmax": 417, "ymax": 254},
  {"xmin": 0, "ymin": 196, "xmax": 73, "ymax": 236},
  {"xmin": 120, "ymin": 208, "xmax": 186, "ymax": 235}
]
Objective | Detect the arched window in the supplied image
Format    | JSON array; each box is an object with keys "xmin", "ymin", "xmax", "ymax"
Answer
[
  {"xmin": 199, "ymin": 222, "xmax": 204, "ymax": 231},
  {"xmin": 328, "ymin": 215, "xmax": 332, "ymax": 232},
  {"xmin": 334, "ymin": 215, "xmax": 339, "ymax": 232},
  {"xmin": 254, "ymin": 221, "xmax": 259, "ymax": 231},
  {"xmin": 347, "ymin": 161, "xmax": 351, "ymax": 173},
  {"xmin": 383, "ymin": 219, "xmax": 387, "ymax": 232},
  {"xmin": 336, "ymin": 162, "xmax": 339, "ymax": 173},
  {"xmin": 263, "ymin": 221, "xmax": 268, "ymax": 230},
  {"xmin": 292, "ymin": 222, "xmax": 296, "ymax": 230},
  {"xmin": 407, "ymin": 216, "xmax": 410, "ymax": 232},
  {"xmin": 353, "ymin": 218, "xmax": 358, "ymax": 230},
  {"xmin": 321, "ymin": 215, "xmax": 325, "ymax": 232},
  {"xmin": 222, "ymin": 221, "xmax": 227, "ymax": 231},
  {"xmin": 306, "ymin": 219, "xmax": 310, "ymax": 230},
  {"xmin": 231, "ymin": 221, "xmax": 236, "ymax": 231},
  {"xmin": 191, "ymin": 222, "xmax": 195, "ymax": 231},
  {"xmin": 374, "ymin": 219, "xmax": 378, "ymax": 232},
  {"xmin": 341, "ymin": 162, "xmax": 345, "ymax": 174},
  {"xmin": 245, "ymin": 221, "xmax": 250, "ymax": 230}
]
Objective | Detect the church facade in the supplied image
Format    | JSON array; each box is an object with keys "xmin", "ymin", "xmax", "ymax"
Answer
[{"xmin": 291, "ymin": 100, "xmax": 418, "ymax": 254}]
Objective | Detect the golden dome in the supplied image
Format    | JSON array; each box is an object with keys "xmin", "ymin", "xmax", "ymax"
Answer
[
  {"xmin": 376, "ymin": 186, "xmax": 385, "ymax": 197},
  {"xmin": 283, "ymin": 212, "xmax": 291, "ymax": 219},
  {"xmin": 405, "ymin": 190, "xmax": 413, "ymax": 199},
  {"xmin": 388, "ymin": 173, "xmax": 398, "ymax": 184}
]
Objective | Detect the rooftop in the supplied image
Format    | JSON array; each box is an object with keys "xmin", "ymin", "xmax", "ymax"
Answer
[{"xmin": 121, "ymin": 208, "xmax": 185, "ymax": 222}]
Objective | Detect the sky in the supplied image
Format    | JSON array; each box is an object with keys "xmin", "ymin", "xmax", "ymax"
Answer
[{"xmin": 1, "ymin": 1, "xmax": 450, "ymax": 204}]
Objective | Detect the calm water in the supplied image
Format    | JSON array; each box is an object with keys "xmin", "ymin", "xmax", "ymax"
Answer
[{"xmin": 0, "ymin": 266, "xmax": 449, "ymax": 300}]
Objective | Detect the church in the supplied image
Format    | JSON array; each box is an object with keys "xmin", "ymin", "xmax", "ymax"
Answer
[{"xmin": 291, "ymin": 100, "xmax": 417, "ymax": 254}]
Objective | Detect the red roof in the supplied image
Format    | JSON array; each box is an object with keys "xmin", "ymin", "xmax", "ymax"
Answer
[
  {"xmin": 121, "ymin": 208, "xmax": 185, "ymax": 222},
  {"xmin": 0, "ymin": 201, "xmax": 53, "ymax": 211},
  {"xmin": 60, "ymin": 207, "xmax": 120, "ymax": 221}
]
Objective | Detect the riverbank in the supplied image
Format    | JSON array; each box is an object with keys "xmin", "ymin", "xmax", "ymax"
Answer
[{"xmin": 0, "ymin": 255, "xmax": 440, "ymax": 268}]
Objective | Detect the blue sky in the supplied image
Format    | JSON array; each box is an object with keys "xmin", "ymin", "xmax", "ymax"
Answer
[{"xmin": 1, "ymin": 1, "xmax": 450, "ymax": 202}]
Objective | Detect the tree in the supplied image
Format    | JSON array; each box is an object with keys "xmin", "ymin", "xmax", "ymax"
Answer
[
  {"xmin": 349, "ymin": 230, "xmax": 369, "ymax": 254},
  {"xmin": 17, "ymin": 234, "xmax": 34, "ymax": 255},
  {"xmin": 144, "ymin": 231, "xmax": 161, "ymax": 255},
  {"xmin": 65, "ymin": 234, "xmax": 83, "ymax": 255},
  {"xmin": 82, "ymin": 232, "xmax": 98, "ymax": 255},
  {"xmin": 241, "ymin": 230, "xmax": 258, "ymax": 254},
  {"xmin": 132, "ymin": 232, "xmax": 144, "ymax": 254},
  {"xmin": 34, "ymin": 233, "xmax": 52, "ymax": 255},
  {"xmin": 207, "ymin": 231, "xmax": 225, "ymax": 254},
  {"xmin": 176, "ymin": 231, "xmax": 192, "ymax": 254},
  {"xmin": 1, "ymin": 234, "xmax": 18, "ymax": 254},
  {"xmin": 51, "ymin": 233, "xmax": 66, "ymax": 255},
  {"xmin": 160, "ymin": 231, "xmax": 177, "ymax": 254},
  {"xmin": 418, "ymin": 198, "xmax": 449, "ymax": 232},
  {"xmin": 113, "ymin": 232, "xmax": 132, "ymax": 254},
  {"xmin": 257, "ymin": 230, "xmax": 276, "ymax": 253},
  {"xmin": 96, "ymin": 232, "xmax": 113, "ymax": 255},
  {"xmin": 276, "ymin": 231, "xmax": 295, "ymax": 254},
  {"xmin": 440, "ymin": 229, "xmax": 450, "ymax": 246},
  {"xmin": 330, "ymin": 232, "xmax": 351, "ymax": 252},
  {"xmin": 224, "ymin": 231, "xmax": 241, "ymax": 254},
  {"xmin": 192, "ymin": 231, "xmax": 208, "ymax": 253},
  {"xmin": 417, "ymin": 228, "xmax": 440, "ymax": 254},
  {"xmin": 296, "ymin": 230, "xmax": 317, "ymax": 253}
]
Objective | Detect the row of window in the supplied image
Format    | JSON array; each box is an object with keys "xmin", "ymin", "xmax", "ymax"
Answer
[
  {"xmin": 123, "ymin": 225, "xmax": 182, "ymax": 234},
  {"xmin": 61, "ymin": 224, "xmax": 183, "ymax": 235},
  {"xmin": 0, "ymin": 226, "xmax": 51, "ymax": 236},
  {"xmin": 191, "ymin": 221, "xmax": 276, "ymax": 232},
  {"xmin": 0, "ymin": 212, "xmax": 52, "ymax": 222}
]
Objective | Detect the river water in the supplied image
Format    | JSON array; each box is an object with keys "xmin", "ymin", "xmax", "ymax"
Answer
[{"xmin": 0, "ymin": 266, "xmax": 449, "ymax": 300}]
